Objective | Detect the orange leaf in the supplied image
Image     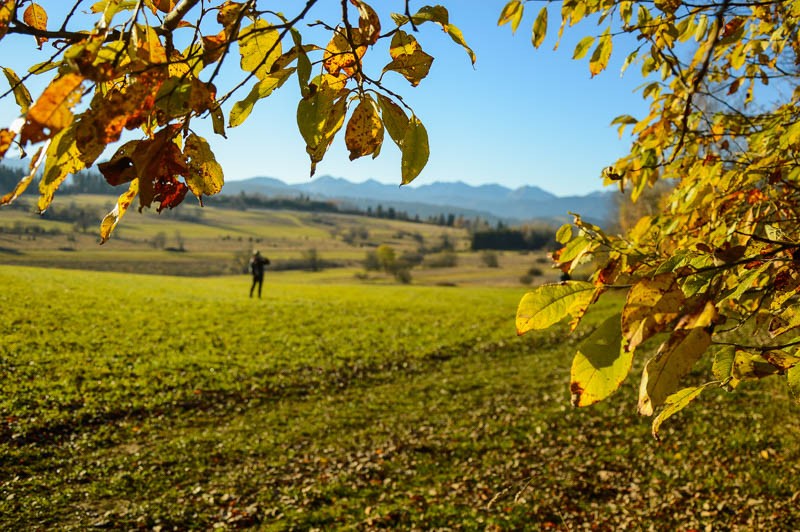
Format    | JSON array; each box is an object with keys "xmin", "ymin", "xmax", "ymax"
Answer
[
  {"xmin": 323, "ymin": 28, "xmax": 366, "ymax": 77},
  {"xmin": 0, "ymin": 128, "xmax": 14, "ymax": 158},
  {"xmin": 20, "ymin": 73, "xmax": 85, "ymax": 145},
  {"xmin": 23, "ymin": 3, "xmax": 47, "ymax": 47}
]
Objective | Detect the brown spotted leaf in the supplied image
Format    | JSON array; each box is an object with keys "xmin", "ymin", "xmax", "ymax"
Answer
[
  {"xmin": 184, "ymin": 134, "xmax": 224, "ymax": 200},
  {"xmin": 353, "ymin": 0, "xmax": 380, "ymax": 45},
  {"xmin": 345, "ymin": 96, "xmax": 383, "ymax": 161},
  {"xmin": 20, "ymin": 73, "xmax": 85, "ymax": 145},
  {"xmin": 323, "ymin": 28, "xmax": 366, "ymax": 77},
  {"xmin": 383, "ymin": 49, "xmax": 433, "ymax": 87}
]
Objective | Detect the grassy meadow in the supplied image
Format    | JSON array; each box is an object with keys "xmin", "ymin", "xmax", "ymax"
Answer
[
  {"xmin": 2, "ymin": 198, "xmax": 800, "ymax": 529},
  {"xmin": 2, "ymin": 265, "xmax": 800, "ymax": 529}
]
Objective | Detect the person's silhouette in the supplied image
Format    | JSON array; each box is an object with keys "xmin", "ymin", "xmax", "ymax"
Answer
[{"xmin": 249, "ymin": 250, "xmax": 270, "ymax": 298}]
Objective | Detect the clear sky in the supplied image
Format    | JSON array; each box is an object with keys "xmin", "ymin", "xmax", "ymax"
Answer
[{"xmin": 0, "ymin": 1, "xmax": 652, "ymax": 196}]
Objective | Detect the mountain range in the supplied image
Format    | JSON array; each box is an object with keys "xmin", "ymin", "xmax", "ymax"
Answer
[{"xmin": 222, "ymin": 175, "xmax": 613, "ymax": 224}]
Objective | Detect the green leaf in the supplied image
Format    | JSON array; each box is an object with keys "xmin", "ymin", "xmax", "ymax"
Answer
[
  {"xmin": 377, "ymin": 93, "xmax": 409, "ymax": 148},
  {"xmin": 571, "ymin": 313, "xmax": 630, "ymax": 407},
  {"xmin": 638, "ymin": 327, "xmax": 711, "ymax": 416},
  {"xmin": 183, "ymin": 133, "xmax": 224, "ymax": 199},
  {"xmin": 711, "ymin": 345, "xmax": 739, "ymax": 389},
  {"xmin": 400, "ymin": 115, "xmax": 428, "ymax": 185},
  {"xmin": 572, "ymin": 35, "xmax": 594, "ymax": 60},
  {"xmin": 498, "ymin": 0, "xmax": 524, "ymax": 34},
  {"xmin": 651, "ymin": 383, "xmax": 715, "ymax": 440},
  {"xmin": 531, "ymin": 6, "xmax": 548, "ymax": 49},
  {"xmin": 210, "ymin": 105, "xmax": 226, "ymax": 138},
  {"xmin": 516, "ymin": 281, "xmax": 596, "ymax": 335},
  {"xmin": 788, "ymin": 365, "xmax": 800, "ymax": 402},
  {"xmin": 555, "ymin": 223, "xmax": 572, "ymax": 244}
]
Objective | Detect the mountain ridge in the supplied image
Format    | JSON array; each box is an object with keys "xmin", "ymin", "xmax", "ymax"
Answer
[{"xmin": 222, "ymin": 175, "xmax": 613, "ymax": 224}]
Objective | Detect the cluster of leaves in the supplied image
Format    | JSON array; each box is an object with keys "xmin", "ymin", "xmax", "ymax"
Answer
[
  {"xmin": 0, "ymin": 0, "xmax": 473, "ymax": 241},
  {"xmin": 508, "ymin": 0, "xmax": 800, "ymax": 436}
]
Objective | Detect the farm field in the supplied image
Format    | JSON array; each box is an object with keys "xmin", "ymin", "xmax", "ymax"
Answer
[
  {"xmin": 2, "ymin": 266, "xmax": 800, "ymax": 529},
  {"xmin": 0, "ymin": 195, "xmax": 559, "ymax": 285}
]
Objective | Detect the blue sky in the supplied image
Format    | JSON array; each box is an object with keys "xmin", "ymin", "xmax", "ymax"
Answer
[{"xmin": 0, "ymin": 1, "xmax": 651, "ymax": 196}]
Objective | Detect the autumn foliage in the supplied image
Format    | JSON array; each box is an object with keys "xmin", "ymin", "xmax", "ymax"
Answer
[
  {"xmin": 505, "ymin": 0, "xmax": 800, "ymax": 436},
  {"xmin": 0, "ymin": 0, "xmax": 470, "ymax": 241}
]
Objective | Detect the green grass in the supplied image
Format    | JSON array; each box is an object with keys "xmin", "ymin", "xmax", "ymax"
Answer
[{"xmin": 2, "ymin": 266, "xmax": 800, "ymax": 529}]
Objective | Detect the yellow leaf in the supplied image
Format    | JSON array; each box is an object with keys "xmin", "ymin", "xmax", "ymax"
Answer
[
  {"xmin": 38, "ymin": 124, "xmax": 86, "ymax": 212},
  {"xmin": 621, "ymin": 273, "xmax": 684, "ymax": 352},
  {"xmin": 389, "ymin": 30, "xmax": 420, "ymax": 59},
  {"xmin": 132, "ymin": 24, "xmax": 167, "ymax": 64},
  {"xmin": 651, "ymin": 383, "xmax": 714, "ymax": 440},
  {"xmin": 531, "ymin": 6, "xmax": 548, "ymax": 49},
  {"xmin": 239, "ymin": 19, "xmax": 282, "ymax": 79},
  {"xmin": 23, "ymin": 3, "xmax": 47, "ymax": 47},
  {"xmin": 638, "ymin": 327, "xmax": 711, "ymax": 415},
  {"xmin": 377, "ymin": 94, "xmax": 408, "ymax": 148},
  {"xmin": 497, "ymin": 0, "xmax": 524, "ymax": 34},
  {"xmin": 100, "ymin": 179, "xmax": 139, "ymax": 244},
  {"xmin": 400, "ymin": 115, "xmax": 428, "ymax": 185},
  {"xmin": 297, "ymin": 76, "xmax": 340, "ymax": 153},
  {"xmin": 229, "ymin": 68, "xmax": 294, "ymax": 127},
  {"xmin": 0, "ymin": 143, "xmax": 47, "ymax": 205},
  {"xmin": 306, "ymin": 95, "xmax": 347, "ymax": 176},
  {"xmin": 382, "ymin": 48, "xmax": 433, "ymax": 87},
  {"xmin": 2, "ymin": 67, "xmax": 33, "ymax": 114},
  {"xmin": 0, "ymin": 0, "xmax": 15, "ymax": 42},
  {"xmin": 589, "ymin": 30, "xmax": 612, "ymax": 77},
  {"xmin": 184, "ymin": 134, "xmax": 224, "ymax": 200},
  {"xmin": 571, "ymin": 314, "xmax": 631, "ymax": 407},
  {"xmin": 20, "ymin": 73, "xmax": 85, "ymax": 146},
  {"xmin": 517, "ymin": 281, "xmax": 596, "ymax": 335},
  {"xmin": 345, "ymin": 96, "xmax": 383, "ymax": 161},
  {"xmin": 445, "ymin": 23, "xmax": 476, "ymax": 65}
]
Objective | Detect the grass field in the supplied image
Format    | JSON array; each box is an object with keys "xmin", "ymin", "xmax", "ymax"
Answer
[{"xmin": 2, "ymin": 266, "xmax": 800, "ymax": 529}]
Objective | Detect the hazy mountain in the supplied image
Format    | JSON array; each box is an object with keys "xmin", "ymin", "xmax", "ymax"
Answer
[{"xmin": 215, "ymin": 175, "xmax": 613, "ymax": 224}]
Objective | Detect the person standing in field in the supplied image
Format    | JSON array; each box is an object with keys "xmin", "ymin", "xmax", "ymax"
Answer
[{"xmin": 249, "ymin": 250, "xmax": 270, "ymax": 298}]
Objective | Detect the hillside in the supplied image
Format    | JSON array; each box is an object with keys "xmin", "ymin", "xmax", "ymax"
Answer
[{"xmin": 0, "ymin": 195, "xmax": 561, "ymax": 286}]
